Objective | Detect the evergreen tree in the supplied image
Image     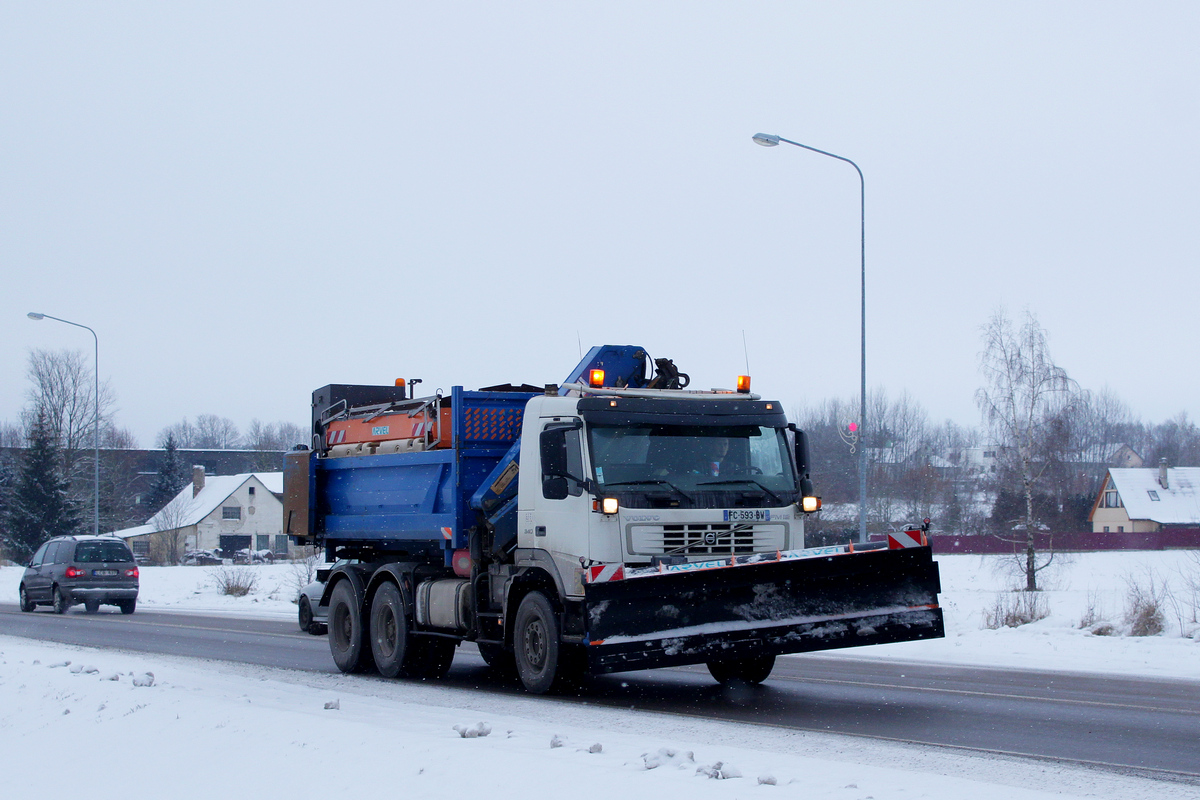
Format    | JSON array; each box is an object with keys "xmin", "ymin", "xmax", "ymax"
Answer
[
  {"xmin": 3, "ymin": 412, "xmax": 80, "ymax": 561},
  {"xmin": 145, "ymin": 434, "xmax": 189, "ymax": 516}
]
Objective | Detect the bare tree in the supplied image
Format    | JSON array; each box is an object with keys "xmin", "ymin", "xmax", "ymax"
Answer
[
  {"xmin": 976, "ymin": 309, "xmax": 1079, "ymax": 591},
  {"xmin": 0, "ymin": 421, "xmax": 24, "ymax": 447},
  {"xmin": 193, "ymin": 414, "xmax": 241, "ymax": 449},
  {"xmin": 157, "ymin": 418, "xmax": 197, "ymax": 448},
  {"xmin": 22, "ymin": 348, "xmax": 118, "ymax": 516},
  {"xmin": 1146, "ymin": 412, "xmax": 1200, "ymax": 468},
  {"xmin": 244, "ymin": 419, "xmax": 305, "ymax": 451},
  {"xmin": 150, "ymin": 491, "xmax": 197, "ymax": 566},
  {"xmin": 156, "ymin": 414, "xmax": 242, "ymax": 449}
]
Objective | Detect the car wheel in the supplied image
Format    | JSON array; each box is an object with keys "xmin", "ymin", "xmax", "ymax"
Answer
[
  {"xmin": 117, "ymin": 599, "xmax": 136, "ymax": 615},
  {"xmin": 52, "ymin": 587, "xmax": 70, "ymax": 614},
  {"xmin": 328, "ymin": 580, "xmax": 373, "ymax": 673},
  {"xmin": 707, "ymin": 654, "xmax": 775, "ymax": 685},
  {"xmin": 513, "ymin": 591, "xmax": 562, "ymax": 694},
  {"xmin": 19, "ymin": 585, "xmax": 35, "ymax": 612},
  {"xmin": 84, "ymin": 599, "xmax": 100, "ymax": 614},
  {"xmin": 298, "ymin": 595, "xmax": 314, "ymax": 633}
]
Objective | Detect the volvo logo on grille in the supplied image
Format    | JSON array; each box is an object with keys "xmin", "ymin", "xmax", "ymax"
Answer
[{"xmin": 703, "ymin": 530, "xmax": 719, "ymax": 546}]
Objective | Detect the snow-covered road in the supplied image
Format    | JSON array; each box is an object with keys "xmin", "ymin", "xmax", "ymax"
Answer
[
  {"xmin": 3, "ymin": 550, "xmax": 1199, "ymax": 798},
  {"xmin": 2, "ymin": 634, "xmax": 1195, "ymax": 800}
]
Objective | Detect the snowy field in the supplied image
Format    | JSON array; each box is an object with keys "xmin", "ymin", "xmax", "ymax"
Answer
[
  {"xmin": 2, "ymin": 634, "xmax": 1195, "ymax": 800},
  {"xmin": 2, "ymin": 551, "xmax": 1199, "ymax": 799},
  {"xmin": 4, "ymin": 549, "xmax": 1198, "ymax": 680}
]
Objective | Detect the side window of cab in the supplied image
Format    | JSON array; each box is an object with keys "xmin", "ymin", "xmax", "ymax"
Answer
[
  {"xmin": 30, "ymin": 542, "xmax": 50, "ymax": 567},
  {"xmin": 541, "ymin": 424, "xmax": 585, "ymax": 500}
]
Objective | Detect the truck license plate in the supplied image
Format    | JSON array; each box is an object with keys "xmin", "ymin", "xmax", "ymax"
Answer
[{"xmin": 723, "ymin": 510, "xmax": 770, "ymax": 522}]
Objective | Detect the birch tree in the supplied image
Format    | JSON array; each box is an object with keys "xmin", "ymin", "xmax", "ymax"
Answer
[{"xmin": 976, "ymin": 309, "xmax": 1079, "ymax": 591}]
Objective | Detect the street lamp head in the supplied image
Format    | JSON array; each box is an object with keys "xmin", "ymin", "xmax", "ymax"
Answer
[
  {"xmin": 27, "ymin": 312, "xmax": 45, "ymax": 320},
  {"xmin": 752, "ymin": 133, "xmax": 781, "ymax": 147}
]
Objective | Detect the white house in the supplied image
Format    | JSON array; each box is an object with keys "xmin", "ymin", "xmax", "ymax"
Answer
[
  {"xmin": 1089, "ymin": 463, "xmax": 1200, "ymax": 533},
  {"xmin": 115, "ymin": 466, "xmax": 288, "ymax": 561}
]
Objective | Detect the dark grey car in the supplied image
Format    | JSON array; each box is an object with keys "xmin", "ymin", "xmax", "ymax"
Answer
[{"xmin": 19, "ymin": 535, "xmax": 139, "ymax": 614}]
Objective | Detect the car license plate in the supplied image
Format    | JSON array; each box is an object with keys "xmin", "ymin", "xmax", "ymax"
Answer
[
  {"xmin": 94, "ymin": 569, "xmax": 118, "ymax": 576},
  {"xmin": 723, "ymin": 509, "xmax": 770, "ymax": 522}
]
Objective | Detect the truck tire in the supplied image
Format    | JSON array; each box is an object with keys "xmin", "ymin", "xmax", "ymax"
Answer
[
  {"xmin": 329, "ymin": 580, "xmax": 373, "ymax": 673},
  {"xmin": 369, "ymin": 581, "xmax": 415, "ymax": 679},
  {"xmin": 513, "ymin": 591, "xmax": 561, "ymax": 694},
  {"xmin": 707, "ymin": 654, "xmax": 775, "ymax": 685}
]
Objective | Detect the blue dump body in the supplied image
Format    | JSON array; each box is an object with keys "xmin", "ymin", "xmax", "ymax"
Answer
[{"xmin": 312, "ymin": 386, "xmax": 536, "ymax": 566}]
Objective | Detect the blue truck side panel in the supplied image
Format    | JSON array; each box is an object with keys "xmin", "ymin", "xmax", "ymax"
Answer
[{"xmin": 313, "ymin": 387, "xmax": 536, "ymax": 565}]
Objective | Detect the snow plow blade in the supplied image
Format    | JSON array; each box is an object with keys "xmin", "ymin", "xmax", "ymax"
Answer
[{"xmin": 583, "ymin": 544, "xmax": 943, "ymax": 675}]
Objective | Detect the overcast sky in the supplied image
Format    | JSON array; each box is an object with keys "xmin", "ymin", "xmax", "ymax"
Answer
[{"xmin": 3, "ymin": 2, "xmax": 1198, "ymax": 447}]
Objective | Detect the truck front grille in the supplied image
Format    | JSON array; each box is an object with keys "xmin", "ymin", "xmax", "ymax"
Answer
[{"xmin": 628, "ymin": 523, "xmax": 786, "ymax": 556}]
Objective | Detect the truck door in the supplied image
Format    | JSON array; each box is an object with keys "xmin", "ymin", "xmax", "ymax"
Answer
[{"xmin": 533, "ymin": 418, "xmax": 591, "ymax": 585}]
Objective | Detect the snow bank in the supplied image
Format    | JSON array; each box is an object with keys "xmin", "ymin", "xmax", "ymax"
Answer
[
  {"xmin": 1, "ymin": 635, "xmax": 1191, "ymax": 800},
  {"xmin": 824, "ymin": 550, "xmax": 1200, "ymax": 681}
]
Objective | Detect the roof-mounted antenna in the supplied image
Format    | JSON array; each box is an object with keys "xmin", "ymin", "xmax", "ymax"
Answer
[{"xmin": 742, "ymin": 330, "xmax": 750, "ymax": 375}]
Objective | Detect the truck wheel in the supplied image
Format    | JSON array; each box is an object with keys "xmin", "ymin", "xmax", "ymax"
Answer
[
  {"xmin": 513, "ymin": 591, "xmax": 561, "ymax": 694},
  {"xmin": 707, "ymin": 654, "xmax": 775, "ymax": 685},
  {"xmin": 19, "ymin": 585, "xmax": 35, "ymax": 612},
  {"xmin": 369, "ymin": 582, "xmax": 414, "ymax": 679},
  {"xmin": 329, "ymin": 580, "xmax": 373, "ymax": 673}
]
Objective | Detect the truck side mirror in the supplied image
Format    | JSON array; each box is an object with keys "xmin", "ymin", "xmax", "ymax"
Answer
[
  {"xmin": 793, "ymin": 428, "xmax": 811, "ymax": 477},
  {"xmin": 542, "ymin": 476, "xmax": 570, "ymax": 500}
]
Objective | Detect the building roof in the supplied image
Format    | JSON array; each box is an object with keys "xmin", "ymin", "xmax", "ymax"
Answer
[
  {"xmin": 1106, "ymin": 467, "xmax": 1200, "ymax": 525},
  {"xmin": 110, "ymin": 472, "xmax": 282, "ymax": 538}
]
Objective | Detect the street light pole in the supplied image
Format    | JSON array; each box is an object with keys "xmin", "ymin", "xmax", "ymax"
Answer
[
  {"xmin": 752, "ymin": 133, "xmax": 868, "ymax": 544},
  {"xmin": 27, "ymin": 312, "xmax": 101, "ymax": 537}
]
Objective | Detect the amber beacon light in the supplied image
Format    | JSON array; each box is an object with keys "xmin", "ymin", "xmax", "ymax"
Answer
[
  {"xmin": 589, "ymin": 369, "xmax": 605, "ymax": 388},
  {"xmin": 736, "ymin": 375, "xmax": 752, "ymax": 394}
]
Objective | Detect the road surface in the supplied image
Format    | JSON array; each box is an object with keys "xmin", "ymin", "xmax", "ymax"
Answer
[{"xmin": 2, "ymin": 603, "xmax": 1197, "ymax": 784}]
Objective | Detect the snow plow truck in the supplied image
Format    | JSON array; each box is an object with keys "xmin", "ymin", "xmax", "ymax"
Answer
[{"xmin": 283, "ymin": 346, "xmax": 943, "ymax": 693}]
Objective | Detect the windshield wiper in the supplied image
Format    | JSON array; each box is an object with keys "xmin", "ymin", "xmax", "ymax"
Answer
[
  {"xmin": 695, "ymin": 478, "xmax": 784, "ymax": 504},
  {"xmin": 602, "ymin": 479, "xmax": 694, "ymax": 503}
]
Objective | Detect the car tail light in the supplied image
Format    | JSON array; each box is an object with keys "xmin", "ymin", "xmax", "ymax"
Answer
[
  {"xmin": 125, "ymin": 567, "xmax": 139, "ymax": 578},
  {"xmin": 65, "ymin": 566, "xmax": 86, "ymax": 578}
]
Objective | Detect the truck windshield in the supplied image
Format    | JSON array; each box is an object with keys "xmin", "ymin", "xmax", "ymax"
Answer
[{"xmin": 588, "ymin": 424, "xmax": 797, "ymax": 509}]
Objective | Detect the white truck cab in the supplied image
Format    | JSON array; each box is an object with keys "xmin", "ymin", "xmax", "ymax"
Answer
[{"xmin": 517, "ymin": 392, "xmax": 805, "ymax": 600}]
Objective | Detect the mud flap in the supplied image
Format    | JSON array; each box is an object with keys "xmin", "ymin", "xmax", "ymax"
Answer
[{"xmin": 583, "ymin": 546, "xmax": 943, "ymax": 675}]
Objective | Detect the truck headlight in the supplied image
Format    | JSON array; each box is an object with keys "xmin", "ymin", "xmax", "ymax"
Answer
[
  {"xmin": 601, "ymin": 497, "xmax": 619, "ymax": 515},
  {"xmin": 801, "ymin": 496, "xmax": 821, "ymax": 513}
]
